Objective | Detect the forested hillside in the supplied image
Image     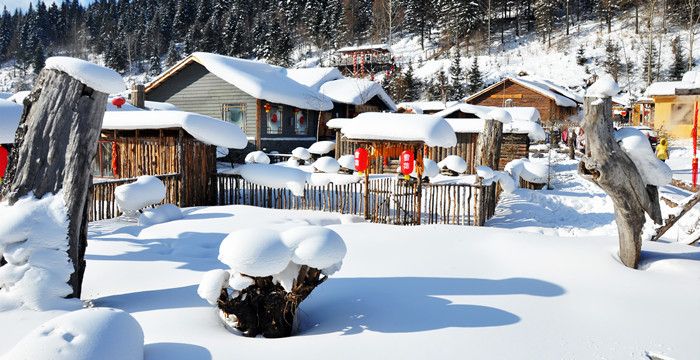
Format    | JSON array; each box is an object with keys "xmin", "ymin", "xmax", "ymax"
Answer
[{"xmin": 0, "ymin": 0, "xmax": 698, "ymax": 101}]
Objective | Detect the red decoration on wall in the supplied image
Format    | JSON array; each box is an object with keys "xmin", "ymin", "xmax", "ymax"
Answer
[
  {"xmin": 111, "ymin": 97, "xmax": 126, "ymax": 108},
  {"xmin": 264, "ymin": 103, "xmax": 272, "ymax": 113},
  {"xmin": 400, "ymin": 150, "xmax": 414, "ymax": 175},
  {"xmin": 111, "ymin": 141, "xmax": 119, "ymax": 177},
  {"xmin": 299, "ymin": 115, "xmax": 305, "ymax": 125},
  {"xmin": 354, "ymin": 148, "xmax": 369, "ymax": 172},
  {"xmin": 620, "ymin": 110, "xmax": 627, "ymax": 117},
  {"xmin": 271, "ymin": 113, "xmax": 278, "ymax": 123}
]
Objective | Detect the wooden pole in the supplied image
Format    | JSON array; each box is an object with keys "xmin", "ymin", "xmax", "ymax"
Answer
[{"xmin": 1, "ymin": 67, "xmax": 112, "ymax": 297}]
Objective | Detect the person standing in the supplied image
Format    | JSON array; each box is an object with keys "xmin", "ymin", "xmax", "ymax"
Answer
[{"xmin": 656, "ymin": 138, "xmax": 669, "ymax": 162}]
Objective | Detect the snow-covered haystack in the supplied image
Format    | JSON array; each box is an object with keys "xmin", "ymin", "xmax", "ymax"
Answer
[
  {"xmin": 0, "ymin": 192, "xmax": 80, "ymax": 311},
  {"xmin": 312, "ymin": 156, "xmax": 341, "ymax": 173},
  {"xmin": 4, "ymin": 308, "xmax": 144, "ymax": 360},
  {"xmin": 114, "ymin": 176, "xmax": 166, "ymax": 215},
  {"xmin": 614, "ymin": 128, "xmax": 672, "ymax": 186},
  {"xmin": 438, "ymin": 155, "xmax": 468, "ymax": 175},
  {"xmin": 198, "ymin": 226, "xmax": 347, "ymax": 338},
  {"xmin": 337, "ymin": 154, "xmax": 355, "ymax": 174},
  {"xmin": 308, "ymin": 141, "xmax": 335, "ymax": 155},
  {"xmin": 244, "ymin": 151, "xmax": 270, "ymax": 164},
  {"xmin": 586, "ymin": 74, "xmax": 620, "ymax": 98},
  {"xmin": 230, "ymin": 163, "xmax": 308, "ymax": 196},
  {"xmin": 505, "ymin": 158, "xmax": 549, "ymax": 186},
  {"xmin": 138, "ymin": 204, "xmax": 183, "ymax": 226}
]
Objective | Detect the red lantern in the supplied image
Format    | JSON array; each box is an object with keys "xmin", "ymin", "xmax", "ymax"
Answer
[
  {"xmin": 299, "ymin": 115, "xmax": 305, "ymax": 125},
  {"xmin": 400, "ymin": 150, "xmax": 414, "ymax": 175},
  {"xmin": 271, "ymin": 113, "xmax": 278, "ymax": 123},
  {"xmin": 354, "ymin": 148, "xmax": 369, "ymax": 172},
  {"xmin": 264, "ymin": 103, "xmax": 272, "ymax": 113},
  {"xmin": 620, "ymin": 110, "xmax": 627, "ymax": 117},
  {"xmin": 111, "ymin": 97, "xmax": 126, "ymax": 109},
  {"xmin": 111, "ymin": 141, "xmax": 119, "ymax": 177}
]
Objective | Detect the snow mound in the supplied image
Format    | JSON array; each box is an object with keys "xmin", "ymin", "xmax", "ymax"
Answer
[
  {"xmin": 138, "ymin": 204, "xmax": 183, "ymax": 226},
  {"xmin": 308, "ymin": 173, "xmax": 361, "ymax": 186},
  {"xmin": 0, "ymin": 192, "xmax": 79, "ymax": 311},
  {"xmin": 505, "ymin": 158, "xmax": 549, "ymax": 184},
  {"xmin": 505, "ymin": 120, "xmax": 547, "ymax": 142},
  {"xmin": 4, "ymin": 307, "xmax": 144, "ymax": 360},
  {"xmin": 197, "ymin": 269, "xmax": 230, "ymax": 305},
  {"xmin": 337, "ymin": 154, "xmax": 355, "ymax": 171},
  {"xmin": 486, "ymin": 108, "xmax": 513, "ymax": 124},
  {"xmin": 422, "ymin": 158, "xmax": 439, "ymax": 178},
  {"xmin": 280, "ymin": 226, "xmax": 347, "ymax": 270},
  {"xmin": 495, "ymin": 171, "xmax": 516, "ymax": 193},
  {"xmin": 341, "ymin": 113, "xmax": 457, "ymax": 148},
  {"xmin": 292, "ymin": 147, "xmax": 312, "ymax": 160},
  {"xmin": 44, "ymin": 57, "xmax": 125, "ymax": 95},
  {"xmin": 438, "ymin": 155, "xmax": 468, "ymax": 174},
  {"xmin": 0, "ymin": 99, "xmax": 22, "ymax": 144},
  {"xmin": 229, "ymin": 163, "xmax": 308, "ymax": 196},
  {"xmin": 244, "ymin": 151, "xmax": 270, "ymax": 164},
  {"xmin": 587, "ymin": 74, "xmax": 620, "ymax": 98},
  {"xmin": 475, "ymin": 165, "xmax": 495, "ymax": 180},
  {"xmin": 308, "ymin": 141, "xmax": 336, "ymax": 155},
  {"xmin": 614, "ymin": 128, "xmax": 672, "ymax": 186},
  {"xmin": 114, "ymin": 176, "xmax": 166, "ymax": 213},
  {"xmin": 313, "ymin": 157, "xmax": 341, "ymax": 173},
  {"xmin": 218, "ymin": 229, "xmax": 292, "ymax": 277}
]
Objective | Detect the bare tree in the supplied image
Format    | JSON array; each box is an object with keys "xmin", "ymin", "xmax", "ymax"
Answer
[{"xmin": 687, "ymin": 0, "xmax": 700, "ymax": 69}]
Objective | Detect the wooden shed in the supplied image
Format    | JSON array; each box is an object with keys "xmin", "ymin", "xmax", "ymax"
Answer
[
  {"xmin": 465, "ymin": 76, "xmax": 581, "ymax": 127},
  {"xmin": 331, "ymin": 44, "xmax": 393, "ymax": 78}
]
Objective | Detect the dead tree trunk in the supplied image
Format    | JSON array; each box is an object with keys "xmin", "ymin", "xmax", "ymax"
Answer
[
  {"xmin": 578, "ymin": 97, "xmax": 662, "ymax": 268},
  {"xmin": 476, "ymin": 119, "xmax": 504, "ymax": 169},
  {"xmin": 0, "ymin": 68, "xmax": 109, "ymax": 298},
  {"xmin": 568, "ymin": 131, "xmax": 577, "ymax": 160}
]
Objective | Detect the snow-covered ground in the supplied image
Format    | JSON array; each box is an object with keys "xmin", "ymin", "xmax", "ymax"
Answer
[{"xmin": 667, "ymin": 139, "xmax": 698, "ymax": 186}]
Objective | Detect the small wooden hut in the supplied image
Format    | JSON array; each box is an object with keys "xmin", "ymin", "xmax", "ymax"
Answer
[{"xmin": 332, "ymin": 44, "xmax": 393, "ymax": 78}]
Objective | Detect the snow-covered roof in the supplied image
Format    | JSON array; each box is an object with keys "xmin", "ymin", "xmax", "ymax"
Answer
[
  {"xmin": 466, "ymin": 77, "xmax": 581, "ymax": 108},
  {"xmin": 436, "ymin": 104, "xmax": 541, "ymax": 123},
  {"xmin": 319, "ymin": 78, "xmax": 397, "ymax": 111},
  {"xmin": 397, "ymin": 101, "xmax": 459, "ymax": 114},
  {"xmin": 147, "ymin": 53, "xmax": 334, "ymax": 111},
  {"xmin": 521, "ymin": 75, "xmax": 584, "ymax": 103},
  {"xmin": 337, "ymin": 44, "xmax": 390, "ymax": 52},
  {"xmin": 45, "ymin": 57, "xmax": 126, "ymax": 95},
  {"xmin": 326, "ymin": 118, "xmax": 352, "ymax": 129},
  {"xmin": 7, "ymin": 91, "xmax": 30, "ymax": 104},
  {"xmin": 0, "ymin": 99, "xmax": 23, "ymax": 144},
  {"xmin": 0, "ymin": 92, "xmax": 12, "ymax": 100},
  {"xmin": 444, "ymin": 118, "xmax": 546, "ymax": 141},
  {"xmin": 105, "ymin": 97, "xmax": 179, "ymax": 112},
  {"xmin": 644, "ymin": 81, "xmax": 689, "ymax": 96},
  {"xmin": 286, "ymin": 67, "xmax": 343, "ymax": 90},
  {"xmin": 340, "ymin": 113, "xmax": 457, "ymax": 147},
  {"xmin": 102, "ymin": 110, "xmax": 248, "ymax": 149}
]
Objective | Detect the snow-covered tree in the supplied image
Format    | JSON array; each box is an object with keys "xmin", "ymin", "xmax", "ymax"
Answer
[
  {"xmin": 603, "ymin": 40, "xmax": 622, "ymax": 81},
  {"xmin": 576, "ymin": 44, "xmax": 587, "ymax": 66},
  {"xmin": 669, "ymin": 35, "xmax": 688, "ymax": 80},
  {"xmin": 449, "ymin": 48, "xmax": 466, "ymax": 100},
  {"xmin": 466, "ymin": 57, "xmax": 484, "ymax": 94}
]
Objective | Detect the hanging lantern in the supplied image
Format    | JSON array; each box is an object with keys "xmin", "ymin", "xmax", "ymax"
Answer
[
  {"xmin": 400, "ymin": 150, "xmax": 414, "ymax": 176},
  {"xmin": 264, "ymin": 103, "xmax": 272, "ymax": 113},
  {"xmin": 354, "ymin": 148, "xmax": 369, "ymax": 173},
  {"xmin": 271, "ymin": 113, "xmax": 278, "ymax": 123},
  {"xmin": 111, "ymin": 97, "xmax": 126, "ymax": 109},
  {"xmin": 299, "ymin": 115, "xmax": 305, "ymax": 125},
  {"xmin": 620, "ymin": 110, "xmax": 628, "ymax": 117}
]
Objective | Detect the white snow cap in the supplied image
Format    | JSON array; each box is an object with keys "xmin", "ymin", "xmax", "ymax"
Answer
[
  {"xmin": 245, "ymin": 151, "xmax": 271, "ymax": 164},
  {"xmin": 44, "ymin": 57, "xmax": 125, "ymax": 95},
  {"xmin": 197, "ymin": 269, "xmax": 230, "ymax": 305},
  {"xmin": 475, "ymin": 165, "xmax": 495, "ymax": 180},
  {"xmin": 308, "ymin": 140, "xmax": 336, "ymax": 155},
  {"xmin": 486, "ymin": 108, "xmax": 513, "ymax": 124},
  {"xmin": 438, "ymin": 155, "xmax": 468, "ymax": 174},
  {"xmin": 0, "ymin": 192, "xmax": 79, "ymax": 311},
  {"xmin": 280, "ymin": 226, "xmax": 347, "ymax": 270},
  {"xmin": 338, "ymin": 154, "xmax": 356, "ymax": 171},
  {"xmin": 292, "ymin": 147, "xmax": 312, "ymax": 160},
  {"xmin": 313, "ymin": 156, "xmax": 341, "ymax": 173},
  {"xmin": 319, "ymin": 77, "xmax": 397, "ymax": 111},
  {"xmin": 229, "ymin": 163, "xmax": 308, "ymax": 196},
  {"xmin": 614, "ymin": 128, "xmax": 672, "ymax": 186},
  {"xmin": 138, "ymin": 204, "xmax": 183, "ymax": 226},
  {"xmin": 4, "ymin": 308, "xmax": 144, "ymax": 360},
  {"xmin": 422, "ymin": 158, "xmax": 440, "ymax": 178},
  {"xmin": 495, "ymin": 171, "xmax": 516, "ymax": 193},
  {"xmin": 587, "ymin": 74, "xmax": 620, "ymax": 98},
  {"xmin": 326, "ymin": 117, "xmax": 352, "ymax": 129},
  {"xmin": 114, "ymin": 176, "xmax": 166, "ymax": 213},
  {"xmin": 286, "ymin": 67, "xmax": 344, "ymax": 90},
  {"xmin": 219, "ymin": 228, "xmax": 292, "ymax": 277},
  {"xmin": 341, "ymin": 113, "xmax": 457, "ymax": 148},
  {"xmin": 0, "ymin": 98, "xmax": 22, "ymax": 143},
  {"xmin": 102, "ymin": 110, "xmax": 248, "ymax": 149},
  {"xmin": 505, "ymin": 158, "xmax": 549, "ymax": 184},
  {"xmin": 229, "ymin": 272, "xmax": 255, "ymax": 291}
]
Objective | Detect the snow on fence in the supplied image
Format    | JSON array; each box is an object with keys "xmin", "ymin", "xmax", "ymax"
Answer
[
  {"xmin": 213, "ymin": 174, "xmax": 497, "ymax": 226},
  {"xmin": 88, "ymin": 174, "xmax": 181, "ymax": 222}
]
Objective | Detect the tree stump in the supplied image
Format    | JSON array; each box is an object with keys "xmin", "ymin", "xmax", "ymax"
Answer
[
  {"xmin": 0, "ymin": 68, "xmax": 110, "ymax": 298},
  {"xmin": 568, "ymin": 131, "xmax": 577, "ymax": 160},
  {"xmin": 476, "ymin": 119, "xmax": 503, "ymax": 225},
  {"xmin": 577, "ymin": 97, "xmax": 662, "ymax": 268}
]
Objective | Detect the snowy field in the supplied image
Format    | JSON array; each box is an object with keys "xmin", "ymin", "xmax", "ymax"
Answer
[
  {"xmin": 667, "ymin": 139, "xmax": 698, "ymax": 186},
  {"xmin": 1, "ymin": 166, "xmax": 700, "ymax": 358}
]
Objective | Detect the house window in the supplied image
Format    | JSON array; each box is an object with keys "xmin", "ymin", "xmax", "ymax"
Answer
[
  {"xmin": 92, "ymin": 140, "xmax": 116, "ymax": 178},
  {"xmin": 223, "ymin": 103, "xmax": 246, "ymax": 129},
  {"xmin": 267, "ymin": 106, "xmax": 283, "ymax": 134},
  {"xmin": 294, "ymin": 109, "xmax": 308, "ymax": 135}
]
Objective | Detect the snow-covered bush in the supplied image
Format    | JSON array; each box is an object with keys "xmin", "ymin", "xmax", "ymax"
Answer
[
  {"xmin": 614, "ymin": 128, "xmax": 672, "ymax": 186},
  {"xmin": 138, "ymin": 204, "xmax": 183, "ymax": 226},
  {"xmin": 337, "ymin": 154, "xmax": 355, "ymax": 173},
  {"xmin": 198, "ymin": 226, "xmax": 346, "ymax": 338},
  {"xmin": 244, "ymin": 151, "xmax": 270, "ymax": 164},
  {"xmin": 114, "ymin": 176, "xmax": 166, "ymax": 215},
  {"xmin": 312, "ymin": 156, "xmax": 341, "ymax": 173},
  {"xmin": 231, "ymin": 163, "xmax": 308, "ymax": 196},
  {"xmin": 438, "ymin": 155, "xmax": 468, "ymax": 175},
  {"xmin": 308, "ymin": 141, "xmax": 335, "ymax": 155},
  {"xmin": 0, "ymin": 192, "xmax": 80, "ymax": 311},
  {"xmin": 4, "ymin": 307, "xmax": 144, "ymax": 360}
]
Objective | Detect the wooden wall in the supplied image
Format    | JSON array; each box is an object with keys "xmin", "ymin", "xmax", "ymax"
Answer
[
  {"xmin": 426, "ymin": 133, "xmax": 479, "ymax": 174},
  {"xmin": 499, "ymin": 133, "xmax": 530, "ymax": 170}
]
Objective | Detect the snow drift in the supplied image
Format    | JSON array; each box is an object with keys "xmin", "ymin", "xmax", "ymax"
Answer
[{"xmin": 114, "ymin": 176, "xmax": 166, "ymax": 213}]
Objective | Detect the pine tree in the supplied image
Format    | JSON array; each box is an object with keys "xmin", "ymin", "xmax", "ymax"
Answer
[
  {"xmin": 403, "ymin": 62, "xmax": 421, "ymax": 102},
  {"xmin": 426, "ymin": 70, "xmax": 448, "ymax": 102},
  {"xmin": 603, "ymin": 39, "xmax": 622, "ymax": 81},
  {"xmin": 165, "ymin": 41, "xmax": 180, "ymax": 67},
  {"xmin": 643, "ymin": 41, "xmax": 659, "ymax": 85},
  {"xmin": 449, "ymin": 48, "xmax": 465, "ymax": 100},
  {"xmin": 148, "ymin": 52, "xmax": 162, "ymax": 76},
  {"xmin": 31, "ymin": 45, "xmax": 44, "ymax": 74},
  {"xmin": 466, "ymin": 57, "xmax": 484, "ymax": 94},
  {"xmin": 669, "ymin": 36, "xmax": 688, "ymax": 81},
  {"xmin": 534, "ymin": 0, "xmax": 555, "ymax": 47},
  {"xmin": 576, "ymin": 44, "xmax": 587, "ymax": 66}
]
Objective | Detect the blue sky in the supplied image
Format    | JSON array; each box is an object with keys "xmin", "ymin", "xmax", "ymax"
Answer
[{"xmin": 3, "ymin": 0, "xmax": 92, "ymax": 12}]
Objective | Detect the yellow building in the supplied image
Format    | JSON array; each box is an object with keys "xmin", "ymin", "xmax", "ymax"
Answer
[{"xmin": 645, "ymin": 74, "xmax": 699, "ymax": 139}]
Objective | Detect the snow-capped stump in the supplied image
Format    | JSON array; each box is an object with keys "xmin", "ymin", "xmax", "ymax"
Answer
[
  {"xmin": 586, "ymin": 73, "xmax": 620, "ymax": 98},
  {"xmin": 312, "ymin": 156, "xmax": 341, "ymax": 173},
  {"xmin": 505, "ymin": 158, "xmax": 549, "ymax": 189},
  {"xmin": 137, "ymin": 204, "xmax": 183, "ymax": 226},
  {"xmin": 291, "ymin": 147, "xmax": 312, "ymax": 161},
  {"xmin": 438, "ymin": 155, "xmax": 468, "ymax": 175},
  {"xmin": 337, "ymin": 154, "xmax": 356, "ymax": 174},
  {"xmin": 4, "ymin": 307, "xmax": 144, "ymax": 360},
  {"xmin": 114, "ymin": 176, "xmax": 166, "ymax": 216},
  {"xmin": 475, "ymin": 165, "xmax": 495, "ymax": 181},
  {"xmin": 486, "ymin": 108, "xmax": 513, "ymax": 124},
  {"xmin": 614, "ymin": 128, "xmax": 672, "ymax": 186},
  {"xmin": 244, "ymin": 150, "xmax": 270, "ymax": 164},
  {"xmin": 308, "ymin": 141, "xmax": 336, "ymax": 156},
  {"xmin": 199, "ymin": 226, "xmax": 347, "ymax": 338}
]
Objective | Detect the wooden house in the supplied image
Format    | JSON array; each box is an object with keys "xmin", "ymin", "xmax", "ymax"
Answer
[
  {"xmin": 144, "ymin": 52, "xmax": 335, "ymax": 154},
  {"xmin": 331, "ymin": 44, "xmax": 393, "ymax": 78},
  {"xmin": 643, "ymin": 73, "xmax": 700, "ymax": 139},
  {"xmin": 464, "ymin": 76, "xmax": 581, "ymax": 126}
]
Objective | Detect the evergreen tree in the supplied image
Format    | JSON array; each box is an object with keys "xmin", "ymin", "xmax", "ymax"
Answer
[
  {"xmin": 449, "ymin": 48, "xmax": 465, "ymax": 100},
  {"xmin": 466, "ymin": 57, "xmax": 484, "ymax": 94},
  {"xmin": 426, "ymin": 70, "xmax": 449, "ymax": 102},
  {"xmin": 576, "ymin": 44, "xmax": 587, "ymax": 66},
  {"xmin": 534, "ymin": 0, "xmax": 556, "ymax": 47},
  {"xmin": 403, "ymin": 62, "xmax": 421, "ymax": 102},
  {"xmin": 603, "ymin": 39, "xmax": 622, "ymax": 81},
  {"xmin": 643, "ymin": 41, "xmax": 659, "ymax": 85},
  {"xmin": 31, "ymin": 44, "xmax": 44, "ymax": 74},
  {"xmin": 148, "ymin": 52, "xmax": 162, "ymax": 76},
  {"xmin": 669, "ymin": 35, "xmax": 688, "ymax": 81},
  {"xmin": 165, "ymin": 41, "xmax": 181, "ymax": 67}
]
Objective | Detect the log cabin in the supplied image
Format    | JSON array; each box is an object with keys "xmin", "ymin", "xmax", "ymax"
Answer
[
  {"xmin": 464, "ymin": 76, "xmax": 581, "ymax": 127},
  {"xmin": 331, "ymin": 44, "xmax": 393, "ymax": 78}
]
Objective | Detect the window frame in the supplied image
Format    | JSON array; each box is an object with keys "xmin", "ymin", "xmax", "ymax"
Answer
[
  {"xmin": 266, "ymin": 105, "xmax": 284, "ymax": 135},
  {"xmin": 222, "ymin": 103, "xmax": 247, "ymax": 129}
]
